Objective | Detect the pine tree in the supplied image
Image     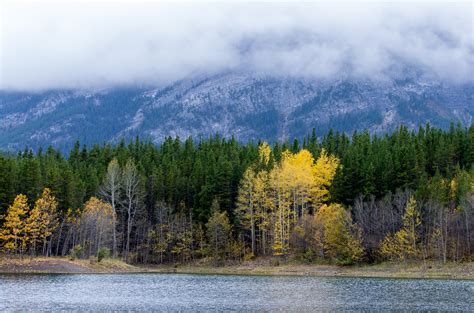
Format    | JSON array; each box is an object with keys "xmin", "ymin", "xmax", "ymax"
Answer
[{"xmin": 0, "ymin": 156, "xmax": 16, "ymax": 217}]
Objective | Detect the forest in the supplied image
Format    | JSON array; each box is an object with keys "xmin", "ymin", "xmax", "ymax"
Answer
[{"xmin": 0, "ymin": 123, "xmax": 472, "ymax": 265}]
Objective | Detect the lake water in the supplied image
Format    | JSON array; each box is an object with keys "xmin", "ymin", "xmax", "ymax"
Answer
[{"xmin": 1, "ymin": 273, "xmax": 473, "ymax": 311}]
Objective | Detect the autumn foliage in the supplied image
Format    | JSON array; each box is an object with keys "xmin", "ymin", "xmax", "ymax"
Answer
[
  {"xmin": 0, "ymin": 125, "xmax": 472, "ymax": 264},
  {"xmin": 0, "ymin": 189, "xmax": 57, "ymax": 255},
  {"xmin": 236, "ymin": 145, "xmax": 347, "ymax": 259}
]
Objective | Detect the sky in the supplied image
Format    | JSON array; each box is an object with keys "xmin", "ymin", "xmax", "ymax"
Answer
[{"xmin": 0, "ymin": 0, "xmax": 472, "ymax": 90}]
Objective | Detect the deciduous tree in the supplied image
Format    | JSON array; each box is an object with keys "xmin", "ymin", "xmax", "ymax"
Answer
[
  {"xmin": 315, "ymin": 203, "xmax": 364, "ymax": 264},
  {"xmin": 380, "ymin": 196, "xmax": 421, "ymax": 261},
  {"xmin": 100, "ymin": 158, "xmax": 121, "ymax": 257},
  {"xmin": 0, "ymin": 194, "xmax": 28, "ymax": 254},
  {"xmin": 24, "ymin": 188, "xmax": 58, "ymax": 256},
  {"xmin": 206, "ymin": 200, "xmax": 232, "ymax": 262}
]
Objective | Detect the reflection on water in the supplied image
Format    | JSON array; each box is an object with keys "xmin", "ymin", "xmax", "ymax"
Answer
[{"xmin": 1, "ymin": 273, "xmax": 473, "ymax": 311}]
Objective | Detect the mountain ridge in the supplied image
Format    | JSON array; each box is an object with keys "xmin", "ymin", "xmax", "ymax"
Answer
[{"xmin": 0, "ymin": 72, "xmax": 472, "ymax": 152}]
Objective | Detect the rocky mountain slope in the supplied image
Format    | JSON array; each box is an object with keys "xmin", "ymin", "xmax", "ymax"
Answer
[{"xmin": 0, "ymin": 72, "xmax": 472, "ymax": 152}]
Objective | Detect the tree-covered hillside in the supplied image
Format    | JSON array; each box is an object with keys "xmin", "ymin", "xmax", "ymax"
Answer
[{"xmin": 0, "ymin": 124, "xmax": 472, "ymax": 264}]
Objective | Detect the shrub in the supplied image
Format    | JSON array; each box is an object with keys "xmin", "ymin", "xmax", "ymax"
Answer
[
  {"xmin": 70, "ymin": 244, "xmax": 83, "ymax": 260},
  {"xmin": 244, "ymin": 252, "xmax": 255, "ymax": 262},
  {"xmin": 302, "ymin": 249, "xmax": 315, "ymax": 263},
  {"xmin": 97, "ymin": 247, "xmax": 110, "ymax": 262}
]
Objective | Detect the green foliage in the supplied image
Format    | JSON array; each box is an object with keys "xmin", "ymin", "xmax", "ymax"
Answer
[
  {"xmin": 0, "ymin": 124, "xmax": 470, "ymax": 225},
  {"xmin": 97, "ymin": 247, "xmax": 110, "ymax": 262},
  {"xmin": 70, "ymin": 245, "xmax": 84, "ymax": 260},
  {"xmin": 0, "ymin": 124, "xmax": 472, "ymax": 264}
]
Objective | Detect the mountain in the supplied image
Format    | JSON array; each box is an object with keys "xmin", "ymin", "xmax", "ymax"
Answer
[{"xmin": 0, "ymin": 72, "xmax": 472, "ymax": 152}]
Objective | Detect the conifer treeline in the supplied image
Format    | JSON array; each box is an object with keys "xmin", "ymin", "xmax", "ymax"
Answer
[{"xmin": 0, "ymin": 123, "xmax": 472, "ymax": 264}]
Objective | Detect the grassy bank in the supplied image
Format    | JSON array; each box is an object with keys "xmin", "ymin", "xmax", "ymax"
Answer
[
  {"xmin": 146, "ymin": 260, "xmax": 474, "ymax": 280},
  {"xmin": 1, "ymin": 256, "xmax": 473, "ymax": 279},
  {"xmin": 0, "ymin": 256, "xmax": 141, "ymax": 274}
]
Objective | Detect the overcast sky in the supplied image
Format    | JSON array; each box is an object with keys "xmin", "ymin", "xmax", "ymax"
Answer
[{"xmin": 0, "ymin": 1, "xmax": 472, "ymax": 90}]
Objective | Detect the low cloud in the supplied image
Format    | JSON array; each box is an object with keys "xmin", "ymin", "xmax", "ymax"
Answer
[{"xmin": 1, "ymin": 1, "xmax": 472, "ymax": 90}]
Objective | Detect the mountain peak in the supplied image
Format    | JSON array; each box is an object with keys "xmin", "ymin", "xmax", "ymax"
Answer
[{"xmin": 0, "ymin": 73, "xmax": 472, "ymax": 152}]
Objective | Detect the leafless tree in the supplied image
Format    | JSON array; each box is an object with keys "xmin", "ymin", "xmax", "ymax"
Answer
[
  {"xmin": 100, "ymin": 158, "xmax": 121, "ymax": 257},
  {"xmin": 122, "ymin": 158, "xmax": 143, "ymax": 261}
]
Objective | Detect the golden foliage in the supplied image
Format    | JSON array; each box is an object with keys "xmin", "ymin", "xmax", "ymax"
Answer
[
  {"xmin": 259, "ymin": 142, "xmax": 271, "ymax": 166},
  {"xmin": 206, "ymin": 202, "xmax": 232, "ymax": 260},
  {"xmin": 82, "ymin": 197, "xmax": 114, "ymax": 224},
  {"xmin": 24, "ymin": 188, "xmax": 58, "ymax": 252},
  {"xmin": 236, "ymin": 147, "xmax": 340, "ymax": 256},
  {"xmin": 379, "ymin": 196, "xmax": 421, "ymax": 261},
  {"xmin": 0, "ymin": 194, "xmax": 29, "ymax": 253},
  {"xmin": 315, "ymin": 203, "xmax": 364, "ymax": 263},
  {"xmin": 312, "ymin": 149, "xmax": 340, "ymax": 202},
  {"xmin": 0, "ymin": 189, "xmax": 59, "ymax": 254}
]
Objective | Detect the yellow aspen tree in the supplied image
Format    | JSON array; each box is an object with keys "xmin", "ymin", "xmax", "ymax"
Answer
[
  {"xmin": 236, "ymin": 167, "xmax": 257, "ymax": 256},
  {"xmin": 0, "ymin": 194, "xmax": 29, "ymax": 254},
  {"xmin": 281, "ymin": 149, "xmax": 316, "ymax": 219},
  {"xmin": 80, "ymin": 197, "xmax": 114, "ymax": 258},
  {"xmin": 316, "ymin": 203, "xmax": 364, "ymax": 264},
  {"xmin": 255, "ymin": 142, "xmax": 274, "ymax": 254},
  {"xmin": 269, "ymin": 153, "xmax": 292, "ymax": 256},
  {"xmin": 254, "ymin": 170, "xmax": 272, "ymax": 255},
  {"xmin": 312, "ymin": 149, "xmax": 340, "ymax": 203},
  {"xmin": 240, "ymin": 146, "xmax": 340, "ymax": 257},
  {"xmin": 270, "ymin": 148, "xmax": 339, "ymax": 256},
  {"xmin": 269, "ymin": 164, "xmax": 284, "ymax": 255},
  {"xmin": 380, "ymin": 196, "xmax": 421, "ymax": 261},
  {"xmin": 25, "ymin": 188, "xmax": 58, "ymax": 256},
  {"xmin": 259, "ymin": 142, "xmax": 271, "ymax": 166},
  {"xmin": 206, "ymin": 200, "xmax": 232, "ymax": 261}
]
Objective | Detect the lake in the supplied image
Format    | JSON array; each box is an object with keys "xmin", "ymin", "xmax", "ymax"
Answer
[{"xmin": 1, "ymin": 273, "xmax": 473, "ymax": 311}]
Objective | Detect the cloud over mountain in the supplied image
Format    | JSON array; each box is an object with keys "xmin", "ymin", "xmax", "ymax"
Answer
[{"xmin": 1, "ymin": 1, "xmax": 472, "ymax": 90}]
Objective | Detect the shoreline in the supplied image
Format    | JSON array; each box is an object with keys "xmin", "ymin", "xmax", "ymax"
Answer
[
  {"xmin": 1, "ymin": 257, "xmax": 473, "ymax": 279},
  {"xmin": 145, "ymin": 262, "xmax": 474, "ymax": 280}
]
